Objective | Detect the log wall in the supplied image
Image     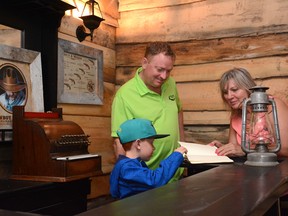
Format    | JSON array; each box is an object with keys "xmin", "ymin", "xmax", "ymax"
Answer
[{"xmin": 116, "ymin": 0, "xmax": 288, "ymax": 145}]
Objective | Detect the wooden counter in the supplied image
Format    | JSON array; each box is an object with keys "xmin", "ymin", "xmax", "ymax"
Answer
[
  {"xmin": 77, "ymin": 159, "xmax": 288, "ymax": 216},
  {"xmin": 0, "ymin": 179, "xmax": 90, "ymax": 216}
]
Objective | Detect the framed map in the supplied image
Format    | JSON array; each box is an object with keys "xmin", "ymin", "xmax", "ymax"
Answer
[{"xmin": 57, "ymin": 39, "xmax": 103, "ymax": 105}]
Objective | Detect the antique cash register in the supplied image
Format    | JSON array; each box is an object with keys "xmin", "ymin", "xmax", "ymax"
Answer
[{"xmin": 11, "ymin": 106, "xmax": 102, "ymax": 182}]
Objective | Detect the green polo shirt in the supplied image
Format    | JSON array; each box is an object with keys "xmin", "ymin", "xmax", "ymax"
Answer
[{"xmin": 111, "ymin": 67, "xmax": 183, "ymax": 182}]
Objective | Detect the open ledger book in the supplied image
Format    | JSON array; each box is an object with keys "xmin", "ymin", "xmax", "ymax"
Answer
[{"xmin": 179, "ymin": 142, "xmax": 233, "ymax": 164}]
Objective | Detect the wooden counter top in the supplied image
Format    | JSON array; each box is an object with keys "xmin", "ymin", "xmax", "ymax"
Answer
[{"xmin": 78, "ymin": 159, "xmax": 288, "ymax": 216}]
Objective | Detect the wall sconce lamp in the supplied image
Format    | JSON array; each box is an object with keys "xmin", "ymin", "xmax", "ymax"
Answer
[
  {"xmin": 241, "ymin": 86, "xmax": 281, "ymax": 166},
  {"xmin": 76, "ymin": 0, "xmax": 104, "ymax": 42}
]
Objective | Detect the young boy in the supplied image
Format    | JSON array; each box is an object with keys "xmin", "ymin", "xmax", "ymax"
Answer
[{"xmin": 110, "ymin": 118, "xmax": 187, "ymax": 199}]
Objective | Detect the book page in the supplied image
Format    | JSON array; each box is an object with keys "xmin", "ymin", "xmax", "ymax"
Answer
[{"xmin": 179, "ymin": 142, "xmax": 233, "ymax": 164}]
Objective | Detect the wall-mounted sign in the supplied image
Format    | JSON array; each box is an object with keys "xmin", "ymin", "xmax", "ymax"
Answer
[{"xmin": 57, "ymin": 39, "xmax": 103, "ymax": 105}]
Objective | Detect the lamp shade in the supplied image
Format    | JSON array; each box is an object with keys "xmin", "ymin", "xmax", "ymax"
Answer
[
  {"xmin": 76, "ymin": 0, "xmax": 105, "ymax": 42},
  {"xmin": 80, "ymin": 15, "xmax": 104, "ymax": 31}
]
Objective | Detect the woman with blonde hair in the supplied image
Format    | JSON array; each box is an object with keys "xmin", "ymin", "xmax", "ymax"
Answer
[{"xmin": 210, "ymin": 68, "xmax": 288, "ymax": 157}]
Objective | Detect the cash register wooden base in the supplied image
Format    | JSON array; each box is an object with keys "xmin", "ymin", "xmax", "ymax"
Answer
[{"xmin": 77, "ymin": 159, "xmax": 288, "ymax": 216}]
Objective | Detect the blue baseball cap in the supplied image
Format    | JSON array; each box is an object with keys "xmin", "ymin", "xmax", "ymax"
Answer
[{"xmin": 116, "ymin": 119, "xmax": 170, "ymax": 144}]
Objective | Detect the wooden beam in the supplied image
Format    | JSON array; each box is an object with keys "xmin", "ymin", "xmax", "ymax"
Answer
[
  {"xmin": 116, "ymin": 0, "xmax": 288, "ymax": 43},
  {"xmin": 119, "ymin": 0, "xmax": 203, "ymax": 12},
  {"xmin": 183, "ymin": 111, "xmax": 230, "ymax": 125},
  {"xmin": 116, "ymin": 33, "xmax": 288, "ymax": 66},
  {"xmin": 171, "ymin": 56, "xmax": 288, "ymax": 82},
  {"xmin": 178, "ymin": 78, "xmax": 288, "ymax": 111},
  {"xmin": 184, "ymin": 125, "xmax": 229, "ymax": 144}
]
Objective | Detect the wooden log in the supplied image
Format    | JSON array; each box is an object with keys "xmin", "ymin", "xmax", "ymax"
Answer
[
  {"xmin": 100, "ymin": 0, "xmax": 120, "ymax": 19},
  {"xmin": 178, "ymin": 78, "xmax": 288, "ymax": 111},
  {"xmin": 260, "ymin": 79, "xmax": 288, "ymax": 105},
  {"xmin": 116, "ymin": 33, "xmax": 288, "ymax": 66},
  {"xmin": 183, "ymin": 111, "xmax": 230, "ymax": 125},
  {"xmin": 116, "ymin": 66, "xmax": 138, "ymax": 85},
  {"xmin": 171, "ymin": 56, "xmax": 288, "ymax": 82},
  {"xmin": 119, "ymin": 0, "xmax": 203, "ymax": 12},
  {"xmin": 104, "ymin": 67, "xmax": 116, "ymax": 84},
  {"xmin": 178, "ymin": 81, "xmax": 224, "ymax": 111},
  {"xmin": 116, "ymin": 0, "xmax": 288, "ymax": 43},
  {"xmin": 184, "ymin": 125, "xmax": 229, "ymax": 144},
  {"xmin": 116, "ymin": 44, "xmax": 145, "ymax": 66}
]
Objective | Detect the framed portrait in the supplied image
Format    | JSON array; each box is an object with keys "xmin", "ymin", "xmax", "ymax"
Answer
[
  {"xmin": 57, "ymin": 39, "xmax": 103, "ymax": 105},
  {"xmin": 0, "ymin": 44, "xmax": 44, "ymax": 131}
]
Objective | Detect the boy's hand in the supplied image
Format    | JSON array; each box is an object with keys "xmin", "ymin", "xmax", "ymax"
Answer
[{"xmin": 175, "ymin": 146, "xmax": 187, "ymax": 154}]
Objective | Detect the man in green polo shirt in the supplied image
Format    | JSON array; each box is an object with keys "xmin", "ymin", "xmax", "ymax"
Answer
[{"xmin": 111, "ymin": 42, "xmax": 185, "ymax": 182}]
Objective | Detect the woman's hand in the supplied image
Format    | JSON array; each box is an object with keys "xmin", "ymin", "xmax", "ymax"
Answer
[
  {"xmin": 215, "ymin": 142, "xmax": 246, "ymax": 157},
  {"xmin": 208, "ymin": 140, "xmax": 223, "ymax": 148}
]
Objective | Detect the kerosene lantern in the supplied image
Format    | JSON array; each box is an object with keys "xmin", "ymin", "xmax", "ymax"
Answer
[{"xmin": 241, "ymin": 86, "xmax": 281, "ymax": 166}]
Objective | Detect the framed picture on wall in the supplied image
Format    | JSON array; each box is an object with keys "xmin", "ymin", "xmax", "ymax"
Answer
[
  {"xmin": 0, "ymin": 44, "xmax": 44, "ymax": 131},
  {"xmin": 57, "ymin": 39, "xmax": 103, "ymax": 105}
]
